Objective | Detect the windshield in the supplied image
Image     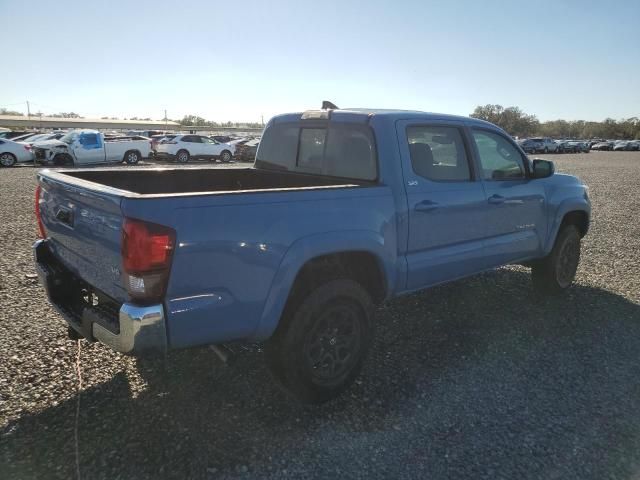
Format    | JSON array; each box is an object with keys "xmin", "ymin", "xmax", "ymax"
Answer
[{"xmin": 60, "ymin": 132, "xmax": 78, "ymax": 144}]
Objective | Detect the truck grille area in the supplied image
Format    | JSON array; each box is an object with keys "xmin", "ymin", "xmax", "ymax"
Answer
[{"xmin": 34, "ymin": 148, "xmax": 47, "ymax": 160}]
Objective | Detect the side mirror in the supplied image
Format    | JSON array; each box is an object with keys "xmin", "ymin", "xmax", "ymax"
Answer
[{"xmin": 532, "ymin": 158, "xmax": 554, "ymax": 179}]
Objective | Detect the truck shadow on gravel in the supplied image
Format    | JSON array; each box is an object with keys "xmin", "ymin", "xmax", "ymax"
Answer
[{"xmin": 3, "ymin": 268, "xmax": 640, "ymax": 479}]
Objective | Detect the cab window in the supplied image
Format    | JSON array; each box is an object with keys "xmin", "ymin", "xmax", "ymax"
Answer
[{"xmin": 471, "ymin": 129, "xmax": 525, "ymax": 180}]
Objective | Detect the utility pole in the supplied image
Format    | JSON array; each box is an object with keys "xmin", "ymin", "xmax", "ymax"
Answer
[
  {"xmin": 164, "ymin": 109, "xmax": 167, "ymax": 131},
  {"xmin": 26, "ymin": 101, "xmax": 31, "ymax": 121},
  {"xmin": 261, "ymin": 114, "xmax": 264, "ymax": 126}
]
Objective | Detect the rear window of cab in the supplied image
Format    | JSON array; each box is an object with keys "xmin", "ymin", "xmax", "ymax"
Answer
[{"xmin": 256, "ymin": 123, "xmax": 377, "ymax": 181}]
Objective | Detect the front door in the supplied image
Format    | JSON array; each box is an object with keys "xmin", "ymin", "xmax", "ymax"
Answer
[
  {"xmin": 398, "ymin": 120, "xmax": 488, "ymax": 290},
  {"xmin": 199, "ymin": 136, "xmax": 221, "ymax": 158},
  {"xmin": 469, "ymin": 128, "xmax": 547, "ymax": 266},
  {"xmin": 73, "ymin": 132, "xmax": 104, "ymax": 164}
]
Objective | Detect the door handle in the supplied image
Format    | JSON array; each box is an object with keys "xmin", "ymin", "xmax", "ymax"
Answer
[
  {"xmin": 488, "ymin": 194, "xmax": 505, "ymax": 205},
  {"xmin": 415, "ymin": 200, "xmax": 439, "ymax": 212}
]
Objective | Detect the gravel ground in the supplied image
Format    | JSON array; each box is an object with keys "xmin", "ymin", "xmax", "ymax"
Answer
[{"xmin": 1, "ymin": 152, "xmax": 639, "ymax": 479}]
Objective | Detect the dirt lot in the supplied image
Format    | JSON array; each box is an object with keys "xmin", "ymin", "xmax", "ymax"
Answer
[{"xmin": 1, "ymin": 152, "xmax": 640, "ymax": 480}]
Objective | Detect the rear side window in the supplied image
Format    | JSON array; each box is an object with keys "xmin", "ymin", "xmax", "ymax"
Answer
[
  {"xmin": 181, "ymin": 135, "xmax": 201, "ymax": 143},
  {"xmin": 256, "ymin": 123, "xmax": 376, "ymax": 181},
  {"xmin": 406, "ymin": 126, "xmax": 471, "ymax": 181}
]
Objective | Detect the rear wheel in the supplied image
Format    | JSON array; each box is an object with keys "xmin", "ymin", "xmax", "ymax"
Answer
[
  {"xmin": 0, "ymin": 153, "xmax": 16, "ymax": 167},
  {"xmin": 124, "ymin": 150, "xmax": 140, "ymax": 165},
  {"xmin": 220, "ymin": 150, "xmax": 232, "ymax": 162},
  {"xmin": 176, "ymin": 149, "xmax": 190, "ymax": 163},
  {"xmin": 532, "ymin": 225, "xmax": 581, "ymax": 295},
  {"xmin": 265, "ymin": 279, "xmax": 374, "ymax": 404}
]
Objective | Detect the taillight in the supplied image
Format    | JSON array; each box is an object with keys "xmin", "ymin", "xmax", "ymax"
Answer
[
  {"xmin": 121, "ymin": 218, "xmax": 175, "ymax": 303},
  {"xmin": 35, "ymin": 185, "xmax": 46, "ymax": 238},
  {"xmin": 24, "ymin": 145, "xmax": 32, "ymax": 151}
]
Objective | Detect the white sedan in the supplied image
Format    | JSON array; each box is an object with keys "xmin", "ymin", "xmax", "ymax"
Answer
[
  {"xmin": 0, "ymin": 138, "xmax": 34, "ymax": 166},
  {"xmin": 155, "ymin": 134, "xmax": 235, "ymax": 163}
]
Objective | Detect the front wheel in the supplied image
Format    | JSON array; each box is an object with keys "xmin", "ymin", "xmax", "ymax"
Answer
[
  {"xmin": 220, "ymin": 150, "xmax": 232, "ymax": 162},
  {"xmin": 265, "ymin": 279, "xmax": 374, "ymax": 404},
  {"xmin": 53, "ymin": 153, "xmax": 74, "ymax": 166},
  {"xmin": 0, "ymin": 153, "xmax": 17, "ymax": 167},
  {"xmin": 531, "ymin": 225, "xmax": 581, "ymax": 295}
]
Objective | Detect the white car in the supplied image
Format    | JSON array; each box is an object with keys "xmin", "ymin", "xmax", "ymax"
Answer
[
  {"xmin": 0, "ymin": 138, "xmax": 34, "ymax": 166},
  {"xmin": 155, "ymin": 134, "xmax": 235, "ymax": 163}
]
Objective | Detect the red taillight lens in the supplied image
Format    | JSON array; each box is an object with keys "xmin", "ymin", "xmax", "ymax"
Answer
[
  {"xmin": 35, "ymin": 185, "xmax": 46, "ymax": 238},
  {"xmin": 24, "ymin": 145, "xmax": 32, "ymax": 151},
  {"xmin": 121, "ymin": 218, "xmax": 175, "ymax": 302}
]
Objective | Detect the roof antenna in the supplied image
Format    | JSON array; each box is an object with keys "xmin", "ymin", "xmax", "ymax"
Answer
[{"xmin": 322, "ymin": 100, "xmax": 339, "ymax": 110}]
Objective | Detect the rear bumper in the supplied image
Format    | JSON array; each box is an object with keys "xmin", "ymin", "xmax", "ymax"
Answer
[{"xmin": 33, "ymin": 239, "xmax": 167, "ymax": 355}]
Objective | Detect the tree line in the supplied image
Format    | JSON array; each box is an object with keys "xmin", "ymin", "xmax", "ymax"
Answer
[{"xmin": 470, "ymin": 104, "xmax": 640, "ymax": 140}]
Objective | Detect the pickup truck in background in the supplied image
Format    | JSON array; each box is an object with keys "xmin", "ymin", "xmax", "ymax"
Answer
[
  {"xmin": 33, "ymin": 107, "xmax": 590, "ymax": 403},
  {"xmin": 33, "ymin": 129, "xmax": 151, "ymax": 166}
]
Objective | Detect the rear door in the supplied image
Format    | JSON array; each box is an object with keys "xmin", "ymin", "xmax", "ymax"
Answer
[
  {"xmin": 397, "ymin": 120, "xmax": 488, "ymax": 290},
  {"xmin": 181, "ymin": 135, "xmax": 202, "ymax": 156},
  {"xmin": 72, "ymin": 132, "xmax": 105, "ymax": 164},
  {"xmin": 469, "ymin": 128, "xmax": 547, "ymax": 265}
]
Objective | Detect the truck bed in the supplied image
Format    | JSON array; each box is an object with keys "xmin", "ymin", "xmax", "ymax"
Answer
[{"xmin": 60, "ymin": 167, "xmax": 366, "ymax": 196}]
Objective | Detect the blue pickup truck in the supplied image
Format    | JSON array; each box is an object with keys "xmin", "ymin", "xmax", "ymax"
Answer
[{"xmin": 34, "ymin": 108, "xmax": 590, "ymax": 403}]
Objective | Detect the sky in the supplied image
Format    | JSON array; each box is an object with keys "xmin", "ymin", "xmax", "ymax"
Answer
[{"xmin": 1, "ymin": 0, "xmax": 638, "ymax": 123}]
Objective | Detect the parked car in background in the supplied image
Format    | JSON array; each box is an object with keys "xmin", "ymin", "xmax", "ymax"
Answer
[
  {"xmin": 33, "ymin": 129, "xmax": 151, "ymax": 166},
  {"xmin": 150, "ymin": 134, "xmax": 176, "ymax": 156},
  {"xmin": 568, "ymin": 141, "xmax": 589, "ymax": 153},
  {"xmin": 234, "ymin": 138, "xmax": 260, "ymax": 162},
  {"xmin": 531, "ymin": 137, "xmax": 558, "ymax": 153},
  {"xmin": 126, "ymin": 130, "xmax": 167, "ymax": 138},
  {"xmin": 19, "ymin": 132, "xmax": 67, "ymax": 146},
  {"xmin": 0, "ymin": 138, "xmax": 34, "ymax": 166},
  {"xmin": 211, "ymin": 135, "xmax": 233, "ymax": 143},
  {"xmin": 613, "ymin": 141, "xmax": 633, "ymax": 151},
  {"xmin": 517, "ymin": 138, "xmax": 542, "ymax": 153},
  {"xmin": 155, "ymin": 134, "xmax": 235, "ymax": 163},
  {"xmin": 9, "ymin": 132, "xmax": 45, "ymax": 143},
  {"xmin": 0, "ymin": 130, "xmax": 35, "ymax": 140},
  {"xmin": 591, "ymin": 141, "xmax": 613, "ymax": 151},
  {"xmin": 628, "ymin": 141, "xmax": 640, "ymax": 151}
]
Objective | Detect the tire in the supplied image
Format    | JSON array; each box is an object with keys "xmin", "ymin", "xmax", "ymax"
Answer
[
  {"xmin": 0, "ymin": 152, "xmax": 17, "ymax": 167},
  {"xmin": 265, "ymin": 279, "xmax": 374, "ymax": 404},
  {"xmin": 531, "ymin": 225, "xmax": 581, "ymax": 295},
  {"xmin": 53, "ymin": 153, "xmax": 74, "ymax": 166},
  {"xmin": 176, "ymin": 149, "xmax": 190, "ymax": 163},
  {"xmin": 124, "ymin": 150, "xmax": 140, "ymax": 165},
  {"xmin": 220, "ymin": 150, "xmax": 232, "ymax": 162}
]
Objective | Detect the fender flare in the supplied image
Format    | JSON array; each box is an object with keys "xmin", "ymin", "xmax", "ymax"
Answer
[
  {"xmin": 544, "ymin": 197, "xmax": 590, "ymax": 254},
  {"xmin": 252, "ymin": 230, "xmax": 396, "ymax": 340}
]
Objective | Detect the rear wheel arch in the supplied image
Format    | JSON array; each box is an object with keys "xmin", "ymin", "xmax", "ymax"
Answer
[{"xmin": 286, "ymin": 251, "xmax": 388, "ymax": 310}]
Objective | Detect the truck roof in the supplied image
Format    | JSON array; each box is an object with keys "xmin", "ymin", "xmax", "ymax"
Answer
[{"xmin": 271, "ymin": 108, "xmax": 501, "ymax": 130}]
